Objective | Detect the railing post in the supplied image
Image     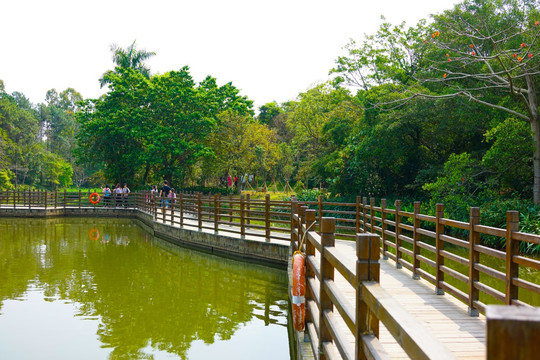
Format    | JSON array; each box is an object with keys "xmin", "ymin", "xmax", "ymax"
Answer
[
  {"xmin": 505, "ymin": 211, "xmax": 519, "ymax": 304},
  {"xmin": 154, "ymin": 194, "xmax": 158, "ymax": 220},
  {"xmin": 435, "ymin": 203, "xmax": 445, "ymax": 295},
  {"xmin": 229, "ymin": 194, "xmax": 233, "ymax": 223},
  {"xmin": 468, "ymin": 207, "xmax": 480, "ymax": 316},
  {"xmin": 362, "ymin": 196, "xmax": 367, "ymax": 232},
  {"xmin": 13, "ymin": 189, "xmax": 16, "ymax": 210},
  {"xmin": 412, "ymin": 201, "xmax": 421, "ymax": 280},
  {"xmin": 486, "ymin": 305, "xmax": 540, "ymax": 359},
  {"xmin": 318, "ymin": 195, "xmax": 323, "ymax": 232},
  {"xmin": 78, "ymin": 189, "xmax": 81, "ymax": 209},
  {"xmin": 318, "ymin": 217, "xmax": 336, "ymax": 359},
  {"xmin": 170, "ymin": 194, "xmax": 175, "ymax": 225},
  {"xmin": 265, "ymin": 194, "xmax": 271, "ymax": 240},
  {"xmin": 198, "ymin": 193, "xmax": 202, "ymax": 230},
  {"xmin": 395, "ymin": 200, "xmax": 402, "ymax": 269},
  {"xmin": 291, "ymin": 197, "xmax": 298, "ymax": 251},
  {"xmin": 381, "ymin": 199, "xmax": 388, "ymax": 260},
  {"xmin": 355, "ymin": 233, "xmax": 380, "ymax": 360},
  {"xmin": 304, "ymin": 209, "xmax": 317, "ymax": 327},
  {"xmin": 369, "ymin": 197, "xmax": 375, "ymax": 234},
  {"xmin": 356, "ymin": 196, "xmax": 361, "ymax": 234},
  {"xmin": 63, "ymin": 189, "xmax": 67, "ymax": 210},
  {"xmin": 54, "ymin": 190, "xmax": 58, "ymax": 209},
  {"xmin": 214, "ymin": 194, "xmax": 219, "ymax": 232},
  {"xmin": 179, "ymin": 193, "xmax": 184, "ymax": 226},
  {"xmin": 240, "ymin": 195, "xmax": 245, "ymax": 238},
  {"xmin": 246, "ymin": 193, "xmax": 251, "ymax": 225}
]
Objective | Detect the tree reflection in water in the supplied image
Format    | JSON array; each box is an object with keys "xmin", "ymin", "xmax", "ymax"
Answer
[{"xmin": 0, "ymin": 218, "xmax": 289, "ymax": 359}]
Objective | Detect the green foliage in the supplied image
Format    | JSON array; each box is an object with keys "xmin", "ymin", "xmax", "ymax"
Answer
[
  {"xmin": 482, "ymin": 118, "xmax": 533, "ymax": 196},
  {"xmin": 0, "ymin": 169, "xmax": 14, "ymax": 190},
  {"xmin": 423, "ymin": 153, "xmax": 485, "ymax": 220},
  {"xmin": 179, "ymin": 186, "xmax": 236, "ymax": 196}
]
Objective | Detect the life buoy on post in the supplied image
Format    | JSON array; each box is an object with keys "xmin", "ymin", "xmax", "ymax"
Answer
[
  {"xmin": 292, "ymin": 251, "xmax": 306, "ymax": 331},
  {"xmin": 88, "ymin": 228, "xmax": 100, "ymax": 241},
  {"xmin": 89, "ymin": 192, "xmax": 100, "ymax": 205}
]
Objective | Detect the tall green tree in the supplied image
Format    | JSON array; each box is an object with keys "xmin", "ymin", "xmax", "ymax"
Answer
[{"xmin": 99, "ymin": 40, "xmax": 156, "ymax": 88}]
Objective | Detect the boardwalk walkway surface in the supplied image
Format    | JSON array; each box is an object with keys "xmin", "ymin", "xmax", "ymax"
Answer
[
  {"xmin": 335, "ymin": 240, "xmax": 485, "ymax": 359},
  {"xmin": 1, "ymin": 204, "xmax": 488, "ymax": 359}
]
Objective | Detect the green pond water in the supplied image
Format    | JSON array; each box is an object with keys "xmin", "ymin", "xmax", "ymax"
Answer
[{"xmin": 0, "ymin": 218, "xmax": 291, "ymax": 360}]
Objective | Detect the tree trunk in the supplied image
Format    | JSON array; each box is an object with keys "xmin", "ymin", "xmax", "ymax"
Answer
[
  {"xmin": 525, "ymin": 73, "xmax": 540, "ymax": 205},
  {"xmin": 531, "ymin": 119, "xmax": 540, "ymax": 205}
]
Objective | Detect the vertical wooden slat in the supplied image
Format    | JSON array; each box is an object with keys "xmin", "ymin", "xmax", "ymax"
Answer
[
  {"xmin": 318, "ymin": 217, "xmax": 336, "ymax": 359},
  {"xmin": 505, "ymin": 211, "xmax": 519, "ymax": 304},
  {"xmin": 79, "ymin": 189, "xmax": 81, "ymax": 209},
  {"xmin": 435, "ymin": 203, "xmax": 445, "ymax": 295},
  {"xmin": 64, "ymin": 189, "xmax": 67, "ymax": 210},
  {"xmin": 355, "ymin": 233, "xmax": 380, "ymax": 360},
  {"xmin": 468, "ymin": 207, "xmax": 480, "ymax": 316},
  {"xmin": 395, "ymin": 200, "xmax": 402, "ymax": 269},
  {"xmin": 381, "ymin": 199, "xmax": 388, "ymax": 259},
  {"xmin": 412, "ymin": 201, "xmax": 421, "ymax": 280}
]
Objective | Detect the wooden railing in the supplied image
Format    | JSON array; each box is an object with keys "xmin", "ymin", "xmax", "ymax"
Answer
[
  {"xmin": 291, "ymin": 205, "xmax": 540, "ymax": 360},
  {"xmin": 1, "ymin": 190, "xmax": 539, "ymax": 311}
]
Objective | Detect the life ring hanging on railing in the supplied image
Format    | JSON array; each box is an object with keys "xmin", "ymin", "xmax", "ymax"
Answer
[
  {"xmin": 88, "ymin": 228, "xmax": 100, "ymax": 241},
  {"xmin": 292, "ymin": 251, "xmax": 306, "ymax": 331},
  {"xmin": 89, "ymin": 192, "xmax": 100, "ymax": 205}
]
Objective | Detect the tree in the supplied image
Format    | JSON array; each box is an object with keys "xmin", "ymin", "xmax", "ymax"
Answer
[
  {"xmin": 416, "ymin": 0, "xmax": 540, "ymax": 202},
  {"xmin": 99, "ymin": 40, "xmax": 156, "ymax": 88}
]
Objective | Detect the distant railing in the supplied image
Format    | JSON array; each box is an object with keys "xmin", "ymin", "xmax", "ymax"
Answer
[{"xmin": 1, "ymin": 190, "xmax": 539, "ymax": 311}]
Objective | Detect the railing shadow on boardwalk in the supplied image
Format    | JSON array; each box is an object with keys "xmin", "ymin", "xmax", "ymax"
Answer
[{"xmin": 1, "ymin": 190, "xmax": 539, "ymax": 359}]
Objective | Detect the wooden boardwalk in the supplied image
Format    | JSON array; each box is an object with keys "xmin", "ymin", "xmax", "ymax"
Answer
[{"xmin": 334, "ymin": 240, "xmax": 486, "ymax": 359}]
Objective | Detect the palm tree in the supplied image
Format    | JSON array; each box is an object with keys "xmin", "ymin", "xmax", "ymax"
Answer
[{"xmin": 99, "ymin": 40, "xmax": 156, "ymax": 87}]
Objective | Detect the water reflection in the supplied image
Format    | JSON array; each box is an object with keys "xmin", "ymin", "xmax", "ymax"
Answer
[{"xmin": 0, "ymin": 218, "xmax": 290, "ymax": 359}]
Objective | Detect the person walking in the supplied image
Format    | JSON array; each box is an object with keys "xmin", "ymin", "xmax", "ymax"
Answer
[
  {"xmin": 114, "ymin": 184, "xmax": 123, "ymax": 207},
  {"xmin": 102, "ymin": 184, "xmax": 111, "ymax": 207},
  {"xmin": 122, "ymin": 183, "xmax": 131, "ymax": 207},
  {"xmin": 159, "ymin": 180, "xmax": 171, "ymax": 212}
]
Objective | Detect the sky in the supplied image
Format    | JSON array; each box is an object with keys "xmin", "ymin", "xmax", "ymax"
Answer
[{"xmin": 1, "ymin": 0, "xmax": 461, "ymax": 110}]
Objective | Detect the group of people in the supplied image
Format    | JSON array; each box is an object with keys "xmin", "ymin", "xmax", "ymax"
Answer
[
  {"xmin": 102, "ymin": 183, "xmax": 131, "ymax": 207},
  {"xmin": 101, "ymin": 181, "xmax": 177, "ymax": 209},
  {"xmin": 221, "ymin": 174, "xmax": 253, "ymax": 190}
]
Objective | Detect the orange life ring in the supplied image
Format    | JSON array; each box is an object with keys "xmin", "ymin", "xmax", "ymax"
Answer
[
  {"xmin": 88, "ymin": 228, "xmax": 100, "ymax": 241},
  {"xmin": 292, "ymin": 252, "xmax": 306, "ymax": 331},
  {"xmin": 89, "ymin": 192, "xmax": 100, "ymax": 204}
]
